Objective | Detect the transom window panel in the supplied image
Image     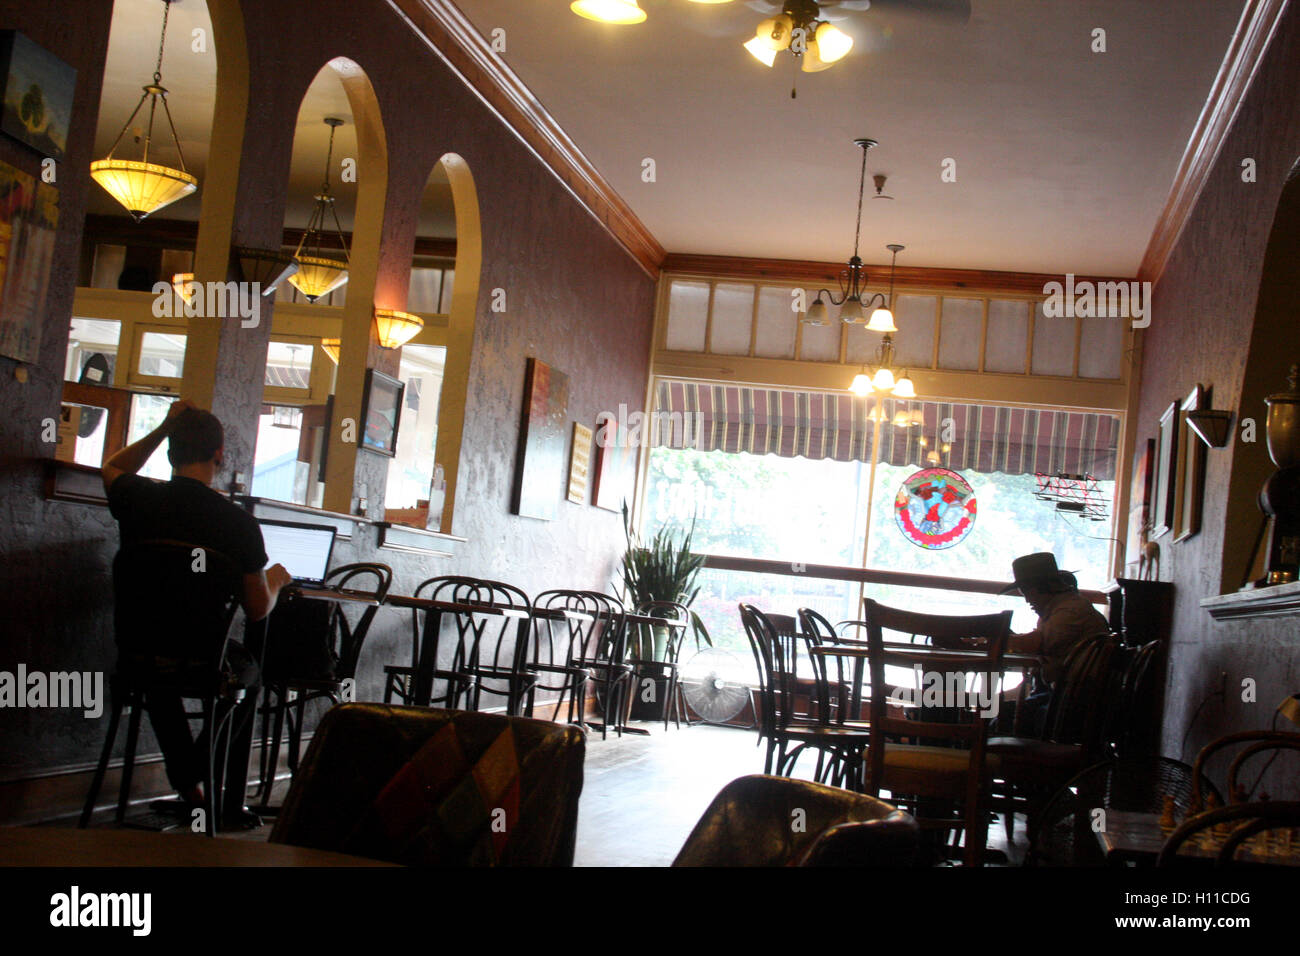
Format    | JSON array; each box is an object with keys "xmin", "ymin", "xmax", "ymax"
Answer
[
  {"xmin": 709, "ymin": 282, "xmax": 754, "ymax": 355},
  {"xmin": 937, "ymin": 297, "xmax": 983, "ymax": 371},
  {"xmin": 659, "ymin": 276, "xmax": 1125, "ymax": 384},
  {"xmin": 985, "ymin": 299, "xmax": 1029, "ymax": 373}
]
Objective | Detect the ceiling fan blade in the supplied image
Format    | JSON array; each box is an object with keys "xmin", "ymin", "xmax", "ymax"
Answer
[
  {"xmin": 745, "ymin": 0, "xmax": 784, "ymax": 15},
  {"xmin": 867, "ymin": 0, "xmax": 971, "ymax": 21},
  {"xmin": 823, "ymin": 0, "xmax": 875, "ymax": 10}
]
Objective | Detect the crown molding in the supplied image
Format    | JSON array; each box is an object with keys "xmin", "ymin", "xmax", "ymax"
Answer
[
  {"xmin": 1139, "ymin": 0, "xmax": 1291, "ymax": 285},
  {"xmin": 386, "ymin": 0, "xmax": 665, "ymax": 278}
]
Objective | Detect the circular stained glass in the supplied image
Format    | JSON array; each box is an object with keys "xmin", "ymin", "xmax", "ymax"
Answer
[{"xmin": 894, "ymin": 467, "xmax": 977, "ymax": 550}]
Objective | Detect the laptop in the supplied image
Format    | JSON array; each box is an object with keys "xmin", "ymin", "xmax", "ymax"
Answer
[{"xmin": 258, "ymin": 518, "xmax": 338, "ymax": 588}]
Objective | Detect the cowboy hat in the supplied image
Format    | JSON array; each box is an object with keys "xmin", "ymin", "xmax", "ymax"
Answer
[{"xmin": 999, "ymin": 552, "xmax": 1077, "ymax": 595}]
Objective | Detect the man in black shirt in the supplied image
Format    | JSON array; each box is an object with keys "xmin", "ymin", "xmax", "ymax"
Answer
[{"xmin": 103, "ymin": 400, "xmax": 291, "ymax": 827}]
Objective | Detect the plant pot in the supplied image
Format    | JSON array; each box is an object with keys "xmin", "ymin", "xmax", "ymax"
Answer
[{"xmin": 630, "ymin": 665, "xmax": 670, "ymax": 722}]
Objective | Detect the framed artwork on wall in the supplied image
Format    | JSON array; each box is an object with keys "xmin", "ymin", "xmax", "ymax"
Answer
[
  {"xmin": 511, "ymin": 358, "xmax": 569, "ymax": 520},
  {"xmin": 359, "ymin": 369, "xmax": 404, "ymax": 457},
  {"xmin": 592, "ymin": 414, "xmax": 637, "ymax": 514},
  {"xmin": 1174, "ymin": 384, "xmax": 1207, "ymax": 542},
  {"xmin": 1151, "ymin": 400, "xmax": 1179, "ymax": 539},
  {"xmin": 0, "ymin": 31, "xmax": 76, "ymax": 160},
  {"xmin": 1125, "ymin": 437, "xmax": 1155, "ymax": 567},
  {"xmin": 0, "ymin": 158, "xmax": 58, "ymax": 363},
  {"xmin": 567, "ymin": 422, "xmax": 592, "ymax": 504}
]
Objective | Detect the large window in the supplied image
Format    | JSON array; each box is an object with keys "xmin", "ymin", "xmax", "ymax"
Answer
[
  {"xmin": 384, "ymin": 344, "xmax": 446, "ymax": 522},
  {"xmin": 642, "ymin": 381, "xmax": 1120, "ymax": 646}
]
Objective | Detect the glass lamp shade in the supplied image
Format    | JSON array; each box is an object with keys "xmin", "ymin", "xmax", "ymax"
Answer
[
  {"xmin": 320, "ymin": 338, "xmax": 341, "ymax": 364},
  {"xmin": 172, "ymin": 273, "xmax": 197, "ymax": 304},
  {"xmin": 866, "ymin": 306, "xmax": 897, "ymax": 333},
  {"xmin": 802, "ymin": 37, "xmax": 835, "ymax": 73},
  {"xmin": 849, "ymin": 372, "xmax": 872, "ymax": 396},
  {"xmin": 893, "ymin": 373, "xmax": 917, "ymax": 399},
  {"xmin": 289, "ymin": 256, "xmax": 349, "ymax": 302},
  {"xmin": 814, "ymin": 22, "xmax": 853, "ymax": 63},
  {"xmin": 374, "ymin": 309, "xmax": 424, "ymax": 349},
  {"xmin": 802, "ymin": 298, "xmax": 828, "ymax": 326},
  {"xmin": 90, "ymin": 160, "xmax": 197, "ymax": 222},
  {"xmin": 743, "ymin": 36, "xmax": 778, "ymax": 66},
  {"xmin": 754, "ymin": 15, "xmax": 794, "ymax": 51},
  {"xmin": 839, "ymin": 296, "xmax": 865, "ymax": 324},
  {"xmin": 570, "ymin": 0, "xmax": 646, "ymax": 24},
  {"xmin": 685, "ymin": 0, "xmax": 733, "ymax": 3},
  {"xmin": 871, "ymin": 366, "xmax": 896, "ymax": 392}
]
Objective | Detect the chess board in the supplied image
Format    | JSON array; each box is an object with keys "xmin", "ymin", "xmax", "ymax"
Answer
[{"xmin": 1097, "ymin": 810, "xmax": 1300, "ymax": 866}]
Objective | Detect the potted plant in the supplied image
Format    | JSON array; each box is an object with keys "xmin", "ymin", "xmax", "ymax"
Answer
[{"xmin": 618, "ymin": 504, "xmax": 712, "ymax": 719}]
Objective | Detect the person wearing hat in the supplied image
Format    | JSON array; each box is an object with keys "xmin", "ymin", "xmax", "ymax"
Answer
[{"xmin": 971, "ymin": 552, "xmax": 1111, "ymax": 734}]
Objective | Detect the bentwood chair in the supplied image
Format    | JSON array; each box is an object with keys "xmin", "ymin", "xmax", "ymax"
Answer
[
  {"xmin": 858, "ymin": 599, "xmax": 1012, "ymax": 867},
  {"xmin": 271, "ymin": 704, "xmax": 585, "ymax": 866},
  {"xmin": 570, "ymin": 591, "xmax": 634, "ymax": 738},
  {"xmin": 384, "ymin": 576, "xmax": 535, "ymax": 716},
  {"xmin": 1190, "ymin": 729, "xmax": 1300, "ymax": 807},
  {"xmin": 526, "ymin": 590, "xmax": 601, "ymax": 728},
  {"xmin": 624, "ymin": 600, "xmax": 693, "ymax": 730},
  {"xmin": 255, "ymin": 562, "xmax": 392, "ymax": 805},
  {"xmin": 81, "ymin": 540, "xmax": 247, "ymax": 836},
  {"xmin": 673, "ymin": 774, "xmax": 918, "ymax": 867},
  {"xmin": 740, "ymin": 604, "xmax": 872, "ymax": 789}
]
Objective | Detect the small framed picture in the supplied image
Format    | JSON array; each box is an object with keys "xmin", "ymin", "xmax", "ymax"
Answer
[
  {"xmin": 0, "ymin": 32, "xmax": 76, "ymax": 159},
  {"xmin": 1151, "ymin": 400, "xmax": 1179, "ymax": 539},
  {"xmin": 359, "ymin": 368, "xmax": 404, "ymax": 457},
  {"xmin": 1174, "ymin": 384, "xmax": 1207, "ymax": 542}
]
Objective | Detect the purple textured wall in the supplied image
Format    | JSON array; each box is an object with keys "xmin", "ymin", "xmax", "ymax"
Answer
[
  {"xmin": 1133, "ymin": 7, "xmax": 1300, "ymax": 782},
  {"xmin": 0, "ymin": 0, "xmax": 655, "ymax": 781}
]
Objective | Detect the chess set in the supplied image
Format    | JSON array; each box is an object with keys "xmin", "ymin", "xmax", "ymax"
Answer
[{"xmin": 1159, "ymin": 793, "xmax": 1299, "ymax": 863}]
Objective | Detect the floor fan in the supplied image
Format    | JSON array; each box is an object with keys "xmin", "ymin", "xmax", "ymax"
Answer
[{"xmin": 680, "ymin": 649, "xmax": 754, "ymax": 727}]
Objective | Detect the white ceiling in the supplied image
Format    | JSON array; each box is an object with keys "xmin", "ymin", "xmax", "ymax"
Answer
[
  {"xmin": 454, "ymin": 0, "xmax": 1246, "ymax": 276},
  {"xmin": 90, "ymin": 0, "xmax": 1247, "ymax": 277}
]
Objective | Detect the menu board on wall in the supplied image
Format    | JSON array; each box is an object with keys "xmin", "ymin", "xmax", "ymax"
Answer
[{"xmin": 0, "ymin": 157, "xmax": 58, "ymax": 364}]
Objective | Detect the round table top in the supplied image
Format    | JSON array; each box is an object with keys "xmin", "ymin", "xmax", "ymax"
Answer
[{"xmin": 0, "ymin": 827, "xmax": 396, "ymax": 867}]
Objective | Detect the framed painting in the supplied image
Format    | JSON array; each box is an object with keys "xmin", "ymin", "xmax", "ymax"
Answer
[
  {"xmin": 0, "ymin": 160, "xmax": 58, "ymax": 364},
  {"xmin": 1125, "ymin": 438, "xmax": 1155, "ymax": 567},
  {"xmin": 1150, "ymin": 400, "xmax": 1179, "ymax": 539},
  {"xmin": 359, "ymin": 369, "xmax": 404, "ymax": 457},
  {"xmin": 511, "ymin": 358, "xmax": 569, "ymax": 520},
  {"xmin": 0, "ymin": 31, "xmax": 76, "ymax": 159},
  {"xmin": 567, "ymin": 422, "xmax": 592, "ymax": 504},
  {"xmin": 1173, "ymin": 384, "xmax": 1207, "ymax": 542},
  {"xmin": 592, "ymin": 413, "xmax": 637, "ymax": 514}
]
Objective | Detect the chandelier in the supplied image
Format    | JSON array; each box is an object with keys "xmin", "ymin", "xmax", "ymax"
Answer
[
  {"xmin": 90, "ymin": 0, "xmax": 197, "ymax": 221},
  {"xmin": 289, "ymin": 117, "xmax": 350, "ymax": 302},
  {"xmin": 744, "ymin": 0, "xmax": 853, "ymax": 79},
  {"xmin": 848, "ymin": 242, "xmax": 914, "ymax": 397}
]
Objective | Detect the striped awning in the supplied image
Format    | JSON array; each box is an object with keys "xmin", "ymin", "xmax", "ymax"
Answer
[{"xmin": 653, "ymin": 381, "xmax": 1118, "ymax": 481}]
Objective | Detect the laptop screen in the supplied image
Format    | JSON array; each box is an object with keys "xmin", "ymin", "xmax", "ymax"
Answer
[{"xmin": 258, "ymin": 519, "xmax": 337, "ymax": 584}]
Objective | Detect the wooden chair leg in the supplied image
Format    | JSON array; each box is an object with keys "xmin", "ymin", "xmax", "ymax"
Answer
[
  {"xmin": 81, "ymin": 697, "xmax": 124, "ymax": 828},
  {"xmin": 116, "ymin": 700, "xmax": 144, "ymax": 825}
]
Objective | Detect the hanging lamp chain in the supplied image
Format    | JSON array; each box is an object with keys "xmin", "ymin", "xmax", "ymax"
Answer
[{"xmin": 101, "ymin": 0, "xmax": 188, "ymax": 171}]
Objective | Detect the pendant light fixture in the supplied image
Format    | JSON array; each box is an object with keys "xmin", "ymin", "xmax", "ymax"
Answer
[
  {"xmin": 801, "ymin": 139, "xmax": 896, "ymax": 328},
  {"xmin": 90, "ymin": 0, "xmax": 197, "ymax": 221},
  {"xmin": 289, "ymin": 117, "xmax": 350, "ymax": 303},
  {"xmin": 373, "ymin": 309, "xmax": 424, "ymax": 350},
  {"xmin": 320, "ymin": 338, "xmax": 341, "ymax": 364}
]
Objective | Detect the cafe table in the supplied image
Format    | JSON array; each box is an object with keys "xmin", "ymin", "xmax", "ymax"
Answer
[
  {"xmin": 384, "ymin": 594, "xmax": 530, "ymax": 708},
  {"xmin": 0, "ymin": 827, "xmax": 395, "ymax": 867},
  {"xmin": 1097, "ymin": 809, "xmax": 1300, "ymax": 867}
]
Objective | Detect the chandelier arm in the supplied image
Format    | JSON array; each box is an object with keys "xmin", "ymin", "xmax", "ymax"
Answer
[
  {"xmin": 101, "ymin": 91, "xmax": 152, "ymax": 160},
  {"xmin": 157, "ymin": 93, "xmax": 189, "ymax": 172}
]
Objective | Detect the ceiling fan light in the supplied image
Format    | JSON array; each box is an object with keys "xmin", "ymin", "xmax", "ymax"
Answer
[
  {"xmin": 570, "ymin": 0, "xmax": 646, "ymax": 24},
  {"xmin": 866, "ymin": 306, "xmax": 897, "ymax": 333},
  {"xmin": 894, "ymin": 374, "xmax": 917, "ymax": 399},
  {"xmin": 743, "ymin": 36, "xmax": 778, "ymax": 67},
  {"xmin": 872, "ymin": 366, "xmax": 896, "ymax": 392},
  {"xmin": 755, "ymin": 15, "xmax": 794, "ymax": 51},
  {"xmin": 849, "ymin": 373, "xmax": 872, "ymax": 397},
  {"xmin": 840, "ymin": 296, "xmax": 864, "ymax": 324},
  {"xmin": 814, "ymin": 22, "xmax": 853, "ymax": 63},
  {"xmin": 802, "ymin": 298, "xmax": 828, "ymax": 326}
]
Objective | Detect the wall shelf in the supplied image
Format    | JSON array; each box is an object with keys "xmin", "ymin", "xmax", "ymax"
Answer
[{"xmin": 1201, "ymin": 581, "xmax": 1300, "ymax": 621}]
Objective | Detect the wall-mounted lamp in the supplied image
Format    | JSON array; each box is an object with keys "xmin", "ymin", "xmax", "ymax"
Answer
[
  {"xmin": 374, "ymin": 309, "xmax": 424, "ymax": 349},
  {"xmin": 1186, "ymin": 409, "xmax": 1234, "ymax": 448}
]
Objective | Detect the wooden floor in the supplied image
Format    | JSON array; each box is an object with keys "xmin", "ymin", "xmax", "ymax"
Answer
[{"xmin": 81, "ymin": 720, "xmax": 1030, "ymax": 866}]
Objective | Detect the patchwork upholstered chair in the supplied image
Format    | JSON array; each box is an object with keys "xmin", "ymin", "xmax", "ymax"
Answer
[{"xmin": 270, "ymin": 703, "xmax": 585, "ymax": 866}]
